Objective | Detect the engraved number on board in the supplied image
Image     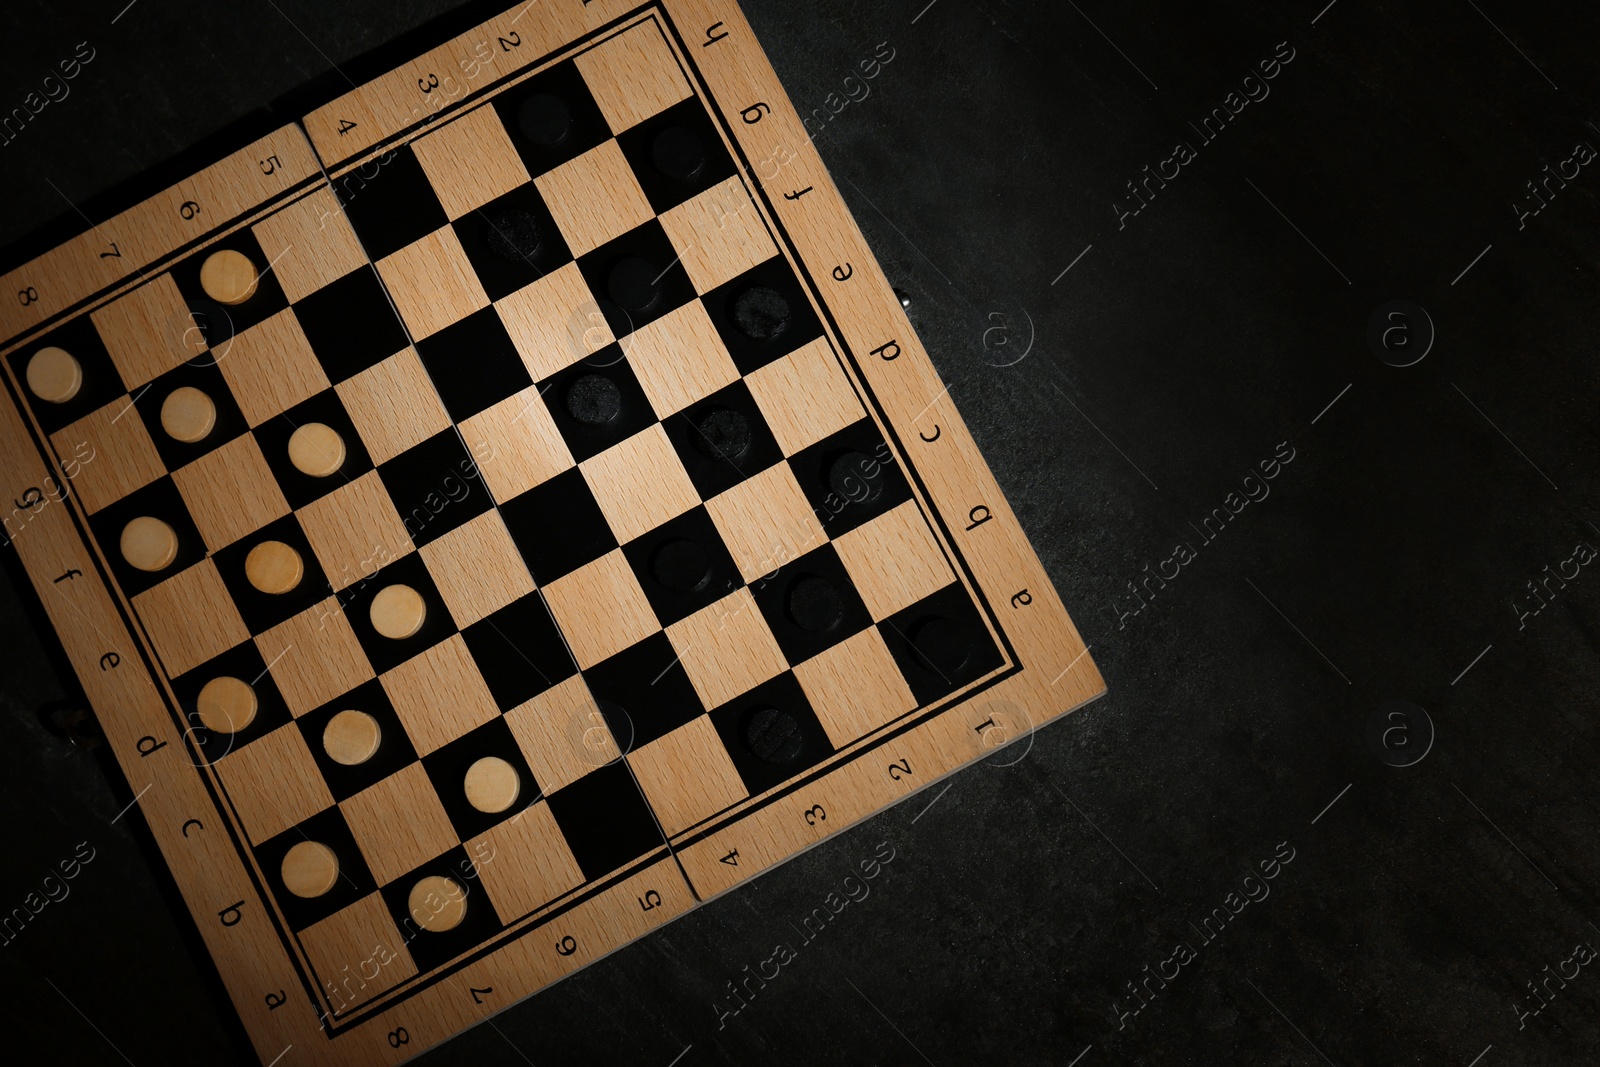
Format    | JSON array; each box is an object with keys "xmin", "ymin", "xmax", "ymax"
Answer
[
  {"xmin": 469, "ymin": 986, "xmax": 493, "ymax": 1004},
  {"xmin": 99, "ymin": 242, "xmax": 121, "ymax": 259},
  {"xmin": 18, "ymin": 287, "xmax": 38, "ymax": 305},
  {"xmin": 387, "ymin": 1028, "xmax": 409, "ymax": 1048},
  {"xmin": 259, "ymin": 154, "xmax": 281, "ymax": 175},
  {"xmin": 888, "ymin": 758, "xmax": 913, "ymax": 781},
  {"xmin": 555, "ymin": 935, "xmax": 577, "ymax": 956},
  {"xmin": 179, "ymin": 200, "xmax": 200, "ymax": 220},
  {"xmin": 419, "ymin": 73, "xmax": 440, "ymax": 93},
  {"xmin": 499, "ymin": 31, "xmax": 521, "ymax": 51},
  {"xmin": 638, "ymin": 890, "xmax": 662, "ymax": 912},
  {"xmin": 803, "ymin": 804, "xmax": 827, "ymax": 826},
  {"xmin": 720, "ymin": 849, "xmax": 740, "ymax": 866},
  {"xmin": 337, "ymin": 118, "xmax": 358, "ymax": 136}
]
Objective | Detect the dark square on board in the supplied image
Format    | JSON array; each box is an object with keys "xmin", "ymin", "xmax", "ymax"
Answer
[
  {"xmin": 8, "ymin": 315, "xmax": 125, "ymax": 434},
  {"xmin": 491, "ymin": 60, "xmax": 612, "ymax": 178},
  {"xmin": 413, "ymin": 307, "xmax": 532, "ymax": 421},
  {"xmin": 661, "ymin": 380, "xmax": 783, "ymax": 500},
  {"xmin": 749, "ymin": 542, "xmax": 874, "ymax": 665},
  {"xmin": 543, "ymin": 761, "xmax": 664, "ymax": 882},
  {"xmin": 460, "ymin": 592, "xmax": 578, "ymax": 710},
  {"xmin": 581, "ymin": 631, "xmax": 706, "ymax": 753},
  {"xmin": 252, "ymin": 389, "xmax": 374, "ymax": 510},
  {"xmin": 376, "ymin": 429, "xmax": 494, "ymax": 547},
  {"xmin": 879, "ymin": 581, "xmax": 1005, "ymax": 706},
  {"xmin": 616, "ymin": 96, "xmax": 739, "ymax": 215},
  {"xmin": 254, "ymin": 805, "xmax": 377, "ymax": 932},
  {"xmin": 575, "ymin": 220, "xmax": 697, "ymax": 339},
  {"xmin": 337, "ymin": 147, "xmax": 449, "ymax": 261},
  {"xmin": 708, "ymin": 670, "xmax": 835, "ymax": 796},
  {"xmin": 378, "ymin": 845, "xmax": 504, "ymax": 972},
  {"xmin": 172, "ymin": 640, "xmax": 294, "ymax": 764},
  {"xmin": 701, "ymin": 255, "xmax": 824, "ymax": 375},
  {"xmin": 787, "ymin": 417, "xmax": 913, "ymax": 538},
  {"xmin": 293, "ymin": 267, "xmax": 410, "ymax": 384},
  {"xmin": 499, "ymin": 467, "xmax": 617, "ymax": 585},
  {"xmin": 295, "ymin": 679, "xmax": 419, "ymax": 802},
  {"xmin": 211, "ymin": 514, "xmax": 331, "ymax": 634},
  {"xmin": 621, "ymin": 506, "xmax": 743, "ymax": 627},
  {"xmin": 131, "ymin": 355, "xmax": 249, "ymax": 472},
  {"xmin": 336, "ymin": 551, "xmax": 457, "ymax": 675},
  {"xmin": 86, "ymin": 475, "xmax": 207, "ymax": 598},
  {"xmin": 451, "ymin": 181, "xmax": 573, "ymax": 301},
  {"xmin": 171, "ymin": 228, "xmax": 289, "ymax": 347}
]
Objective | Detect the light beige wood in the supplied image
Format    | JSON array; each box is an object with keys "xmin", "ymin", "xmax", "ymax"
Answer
[
  {"xmin": 297, "ymin": 892, "xmax": 417, "ymax": 1015},
  {"xmin": 25, "ymin": 346, "xmax": 83, "ymax": 403},
  {"xmin": 196, "ymin": 675, "xmax": 258, "ymax": 734},
  {"xmin": 409, "ymin": 102, "xmax": 530, "ymax": 219},
  {"xmin": 199, "ymin": 249, "xmax": 260, "ymax": 305},
  {"xmin": 464, "ymin": 756, "xmax": 520, "ymax": 813},
  {"xmin": 249, "ymin": 185, "xmax": 369, "ymax": 303},
  {"xmin": 704, "ymin": 461, "xmax": 828, "ymax": 582},
  {"xmin": 408, "ymin": 875, "xmax": 467, "ymax": 933},
  {"xmin": 578, "ymin": 424, "xmax": 699, "ymax": 543},
  {"xmin": 540, "ymin": 549, "xmax": 658, "ymax": 669},
  {"xmin": 245, "ymin": 540, "xmax": 304, "ymax": 594},
  {"xmin": 297, "ymin": 471, "xmax": 413, "ymax": 591},
  {"xmin": 467, "ymin": 800, "xmax": 585, "ymax": 919},
  {"xmin": 571, "ymin": 17, "xmax": 693, "ymax": 134},
  {"xmin": 659, "ymin": 175, "xmax": 779, "ymax": 293},
  {"xmin": 621, "ymin": 301, "xmax": 740, "ymax": 419},
  {"xmin": 745, "ymin": 336, "xmax": 867, "ymax": 456},
  {"xmin": 47, "ymin": 399, "xmax": 165, "ymax": 514},
  {"xmin": 369, "ymin": 583, "xmax": 425, "ymax": 639},
  {"xmin": 418, "ymin": 510, "xmax": 535, "ymax": 628},
  {"xmin": 287, "ymin": 422, "xmax": 346, "ymax": 477},
  {"xmin": 340, "ymin": 763, "xmax": 456, "ymax": 884},
  {"xmin": 323, "ymin": 709, "xmax": 382, "ymax": 766},
  {"xmin": 213, "ymin": 307, "xmax": 331, "ymax": 427},
  {"xmin": 159, "ymin": 386, "xmax": 216, "ymax": 442},
  {"xmin": 129, "ymin": 560, "xmax": 250, "ymax": 676},
  {"xmin": 833, "ymin": 499, "xmax": 956, "ymax": 621},
  {"xmin": 792, "ymin": 627, "xmax": 918, "ymax": 748},
  {"xmin": 89, "ymin": 273, "xmax": 204, "ymax": 389},
  {"xmin": 378, "ymin": 635, "xmax": 498, "ymax": 756},
  {"xmin": 503, "ymin": 675, "xmax": 621, "ymax": 795},
  {"xmin": 120, "ymin": 516, "xmax": 179, "ymax": 572},
  {"xmin": 494, "ymin": 261, "xmax": 614, "ymax": 379},
  {"xmin": 628, "ymin": 715, "xmax": 747, "ymax": 835},
  {"xmin": 334, "ymin": 348, "xmax": 451, "ymax": 465},
  {"xmin": 281, "ymin": 840, "xmax": 340, "ymax": 898},
  {"xmin": 457, "ymin": 385, "xmax": 574, "ymax": 506},
  {"xmin": 170, "ymin": 432, "xmax": 290, "ymax": 552},
  {"xmin": 254, "ymin": 597, "xmax": 374, "ymax": 715},
  {"xmin": 534, "ymin": 140, "xmax": 654, "ymax": 257},
  {"xmin": 374, "ymin": 227, "xmax": 488, "ymax": 341},
  {"xmin": 665, "ymin": 587, "xmax": 787, "ymax": 708},
  {"xmin": 211, "ymin": 719, "xmax": 334, "ymax": 844}
]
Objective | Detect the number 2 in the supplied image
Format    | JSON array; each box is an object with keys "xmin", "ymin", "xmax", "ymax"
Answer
[
  {"xmin": 499, "ymin": 32, "xmax": 521, "ymax": 51},
  {"xmin": 804, "ymin": 804, "xmax": 826, "ymax": 826},
  {"xmin": 887, "ymin": 759, "xmax": 912, "ymax": 781}
]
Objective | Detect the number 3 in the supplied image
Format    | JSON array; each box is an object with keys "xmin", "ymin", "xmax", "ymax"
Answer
[
  {"xmin": 419, "ymin": 73, "xmax": 439, "ymax": 93},
  {"xmin": 804, "ymin": 804, "xmax": 826, "ymax": 826}
]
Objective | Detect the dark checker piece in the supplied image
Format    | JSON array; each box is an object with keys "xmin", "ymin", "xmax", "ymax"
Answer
[
  {"xmin": 453, "ymin": 182, "xmax": 572, "ymax": 301},
  {"xmin": 616, "ymin": 97, "xmax": 738, "ymax": 214},
  {"xmin": 622, "ymin": 506, "xmax": 742, "ymax": 626},
  {"xmin": 789, "ymin": 418, "xmax": 913, "ymax": 538},
  {"xmin": 663, "ymin": 381, "xmax": 782, "ymax": 500},
  {"xmin": 709, "ymin": 672, "xmax": 834, "ymax": 795},
  {"xmin": 743, "ymin": 705, "xmax": 803, "ymax": 764},
  {"xmin": 537, "ymin": 353, "xmax": 654, "ymax": 462},
  {"xmin": 879, "ymin": 582, "xmax": 1006, "ymax": 705},
  {"xmin": 703, "ymin": 256, "xmax": 823, "ymax": 374},
  {"xmin": 576, "ymin": 221, "xmax": 696, "ymax": 337},
  {"xmin": 750, "ymin": 543, "xmax": 872, "ymax": 664},
  {"xmin": 491, "ymin": 61, "xmax": 611, "ymax": 178}
]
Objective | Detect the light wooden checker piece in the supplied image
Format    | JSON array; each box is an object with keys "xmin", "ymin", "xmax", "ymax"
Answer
[{"xmin": 0, "ymin": 3, "xmax": 1104, "ymax": 1065}]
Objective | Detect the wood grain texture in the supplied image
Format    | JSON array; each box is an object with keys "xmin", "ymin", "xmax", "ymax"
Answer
[
  {"xmin": 334, "ymin": 348, "xmax": 451, "ymax": 466},
  {"xmin": 255, "ymin": 597, "xmax": 375, "ymax": 716},
  {"xmin": 374, "ymin": 227, "xmax": 489, "ymax": 341},
  {"xmin": 417, "ymin": 510, "xmax": 535, "ymax": 627},
  {"xmin": 341, "ymin": 763, "xmax": 458, "ymax": 885},
  {"xmin": 578, "ymin": 424, "xmax": 699, "ymax": 542},
  {"xmin": 666, "ymin": 587, "xmax": 787, "ymax": 709},
  {"xmin": 533, "ymin": 140, "xmax": 654, "ymax": 256},
  {"xmin": 627, "ymin": 714, "xmax": 747, "ymax": 835},
  {"xmin": 378, "ymin": 635, "xmax": 499, "ymax": 756},
  {"xmin": 170, "ymin": 432, "xmax": 290, "ymax": 551},
  {"xmin": 745, "ymin": 336, "xmax": 867, "ymax": 456},
  {"xmin": 297, "ymin": 470, "xmax": 413, "ymax": 591},
  {"xmin": 214, "ymin": 307, "xmax": 332, "ymax": 427},
  {"xmin": 620, "ymin": 300, "xmax": 740, "ymax": 418},
  {"xmin": 49, "ymin": 399, "xmax": 164, "ymax": 514},
  {"xmin": 540, "ymin": 548, "xmax": 658, "ymax": 669}
]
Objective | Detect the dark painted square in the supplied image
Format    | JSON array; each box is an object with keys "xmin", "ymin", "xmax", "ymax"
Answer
[
  {"xmin": 621, "ymin": 506, "xmax": 742, "ymax": 627},
  {"xmin": 749, "ymin": 543, "xmax": 873, "ymax": 665},
  {"xmin": 452, "ymin": 181, "xmax": 573, "ymax": 301},
  {"xmin": 86, "ymin": 476, "xmax": 206, "ymax": 598},
  {"xmin": 171, "ymin": 229, "xmax": 289, "ymax": 346},
  {"xmin": 293, "ymin": 267, "xmax": 410, "ymax": 384},
  {"xmin": 460, "ymin": 593, "xmax": 577, "ymax": 710},
  {"xmin": 616, "ymin": 96, "xmax": 739, "ymax": 215},
  {"xmin": 421, "ymin": 717, "xmax": 540, "ymax": 841},
  {"xmin": 537, "ymin": 350, "xmax": 656, "ymax": 462},
  {"xmin": 172, "ymin": 641, "xmax": 293, "ymax": 764},
  {"xmin": 255, "ymin": 805, "xmax": 377, "ymax": 932},
  {"xmin": 701, "ymin": 256, "xmax": 824, "ymax": 374},
  {"xmin": 544, "ymin": 762, "xmax": 664, "ymax": 882},
  {"xmin": 338, "ymin": 147, "xmax": 449, "ymax": 261},
  {"xmin": 662, "ymin": 380, "xmax": 782, "ymax": 499},
  {"xmin": 581, "ymin": 632, "xmax": 704, "ymax": 753},
  {"xmin": 252, "ymin": 389, "xmax": 373, "ymax": 510},
  {"xmin": 708, "ymin": 671, "xmax": 834, "ymax": 796},
  {"xmin": 412, "ymin": 307, "xmax": 531, "ymax": 421},
  {"xmin": 8, "ymin": 315, "xmax": 125, "ymax": 434},
  {"xmin": 376, "ymin": 430, "xmax": 493, "ymax": 548},
  {"xmin": 296, "ymin": 680, "xmax": 419, "ymax": 802},
  {"xmin": 499, "ymin": 468, "xmax": 616, "ymax": 584},
  {"xmin": 212, "ymin": 514, "xmax": 331, "ymax": 634},
  {"xmin": 336, "ymin": 552, "xmax": 457, "ymax": 675},
  {"xmin": 491, "ymin": 60, "xmax": 612, "ymax": 178},
  {"xmin": 379, "ymin": 845, "xmax": 504, "ymax": 972},
  {"xmin": 879, "ymin": 582, "xmax": 1005, "ymax": 706},
  {"xmin": 787, "ymin": 418, "xmax": 913, "ymax": 538},
  {"xmin": 575, "ymin": 220, "xmax": 697, "ymax": 338},
  {"xmin": 131, "ymin": 356, "xmax": 249, "ymax": 470}
]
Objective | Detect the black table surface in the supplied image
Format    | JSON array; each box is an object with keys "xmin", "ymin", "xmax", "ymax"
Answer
[{"xmin": 2, "ymin": 2, "xmax": 1597, "ymax": 1064}]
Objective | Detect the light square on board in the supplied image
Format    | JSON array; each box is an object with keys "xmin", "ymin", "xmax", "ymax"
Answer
[
  {"xmin": 580, "ymin": 425, "xmax": 699, "ymax": 544},
  {"xmin": 458, "ymin": 385, "xmax": 573, "ymax": 504},
  {"xmin": 380, "ymin": 634, "xmax": 500, "ymax": 755},
  {"xmin": 658, "ymin": 176, "xmax": 777, "ymax": 294},
  {"xmin": 534, "ymin": 141, "xmax": 654, "ymax": 257},
  {"xmin": 469, "ymin": 802, "xmax": 585, "ymax": 921},
  {"xmin": 573, "ymin": 21, "xmax": 692, "ymax": 135},
  {"xmin": 705, "ymin": 461, "xmax": 829, "ymax": 583},
  {"xmin": 833, "ymin": 500, "xmax": 954, "ymax": 622},
  {"xmin": 496, "ymin": 261, "xmax": 612, "ymax": 380},
  {"xmin": 411, "ymin": 102, "xmax": 532, "ymax": 219},
  {"xmin": 255, "ymin": 597, "xmax": 374, "ymax": 716},
  {"xmin": 375, "ymin": 227, "xmax": 489, "ymax": 341},
  {"xmin": 418, "ymin": 510, "xmax": 536, "ymax": 628},
  {"xmin": 745, "ymin": 337, "xmax": 865, "ymax": 457},
  {"xmin": 335, "ymin": 349, "xmax": 452, "ymax": 466},
  {"xmin": 297, "ymin": 471, "xmax": 414, "ymax": 591},
  {"xmin": 213, "ymin": 723, "xmax": 334, "ymax": 844},
  {"xmin": 505, "ymin": 675, "xmax": 620, "ymax": 795},
  {"xmin": 251, "ymin": 186, "xmax": 369, "ymax": 303},
  {"xmin": 623, "ymin": 301, "xmax": 740, "ymax": 419},
  {"xmin": 340, "ymin": 762, "xmax": 458, "ymax": 885},
  {"xmin": 170, "ymin": 433, "xmax": 290, "ymax": 552},
  {"xmin": 298, "ymin": 893, "xmax": 417, "ymax": 1006},
  {"xmin": 541, "ymin": 549, "xmax": 658, "ymax": 669},
  {"xmin": 793, "ymin": 626, "xmax": 918, "ymax": 748},
  {"xmin": 666, "ymin": 588, "xmax": 787, "ymax": 709},
  {"xmin": 627, "ymin": 715, "xmax": 747, "ymax": 836},
  {"xmin": 214, "ymin": 308, "xmax": 331, "ymax": 427},
  {"xmin": 132, "ymin": 561, "xmax": 250, "ymax": 677},
  {"xmin": 90, "ymin": 273, "xmax": 205, "ymax": 390},
  {"xmin": 50, "ymin": 399, "xmax": 165, "ymax": 514}
]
